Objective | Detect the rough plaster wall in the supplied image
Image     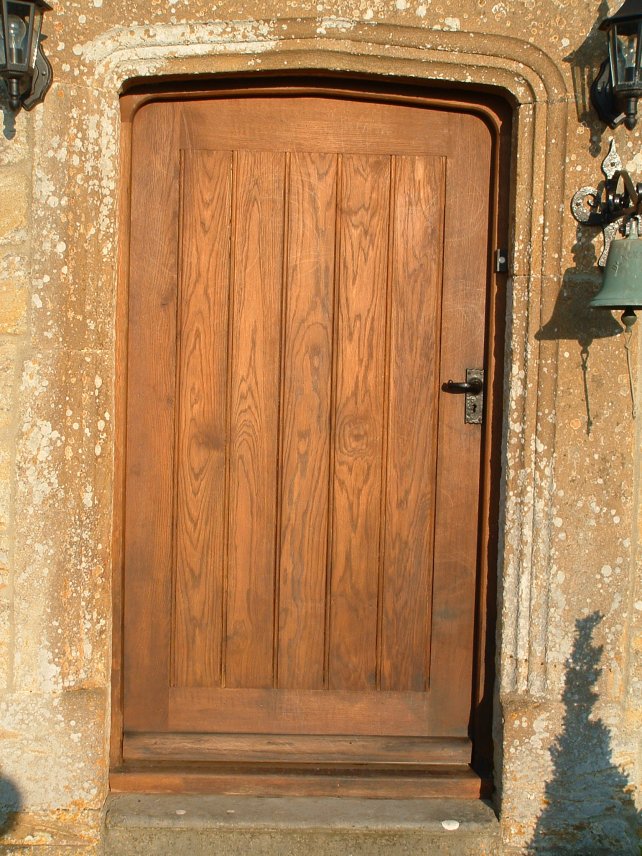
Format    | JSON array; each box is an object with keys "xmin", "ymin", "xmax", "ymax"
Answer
[
  {"xmin": 0, "ymin": 88, "xmax": 113, "ymax": 853},
  {"xmin": 0, "ymin": 0, "xmax": 640, "ymax": 853}
]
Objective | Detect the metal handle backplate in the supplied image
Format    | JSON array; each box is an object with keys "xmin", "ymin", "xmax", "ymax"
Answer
[{"xmin": 442, "ymin": 368, "xmax": 484, "ymax": 424}]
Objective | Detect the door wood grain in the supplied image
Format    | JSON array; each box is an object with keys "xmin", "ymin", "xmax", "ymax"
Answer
[
  {"xmin": 277, "ymin": 151, "xmax": 337, "ymax": 690},
  {"xmin": 328, "ymin": 153, "xmax": 390, "ymax": 691},
  {"xmin": 172, "ymin": 150, "xmax": 232, "ymax": 689}
]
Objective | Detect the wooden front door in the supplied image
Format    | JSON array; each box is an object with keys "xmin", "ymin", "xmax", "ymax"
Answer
[{"xmin": 117, "ymin": 85, "xmax": 500, "ymax": 797}]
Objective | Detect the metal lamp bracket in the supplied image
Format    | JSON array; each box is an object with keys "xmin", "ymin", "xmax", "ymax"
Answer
[
  {"xmin": 571, "ymin": 140, "xmax": 642, "ymax": 266},
  {"xmin": 591, "ymin": 58, "xmax": 628, "ymax": 129},
  {"xmin": 21, "ymin": 42, "xmax": 52, "ymax": 111}
]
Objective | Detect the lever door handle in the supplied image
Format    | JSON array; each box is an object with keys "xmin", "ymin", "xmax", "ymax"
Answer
[{"xmin": 442, "ymin": 378, "xmax": 483, "ymax": 394}]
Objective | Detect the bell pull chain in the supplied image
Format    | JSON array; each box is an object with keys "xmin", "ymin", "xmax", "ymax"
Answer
[
  {"xmin": 621, "ymin": 217, "xmax": 641, "ymax": 420},
  {"xmin": 622, "ymin": 309, "xmax": 637, "ymax": 419}
]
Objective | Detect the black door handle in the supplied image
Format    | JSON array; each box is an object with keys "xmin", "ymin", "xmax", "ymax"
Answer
[{"xmin": 442, "ymin": 378, "xmax": 483, "ymax": 394}]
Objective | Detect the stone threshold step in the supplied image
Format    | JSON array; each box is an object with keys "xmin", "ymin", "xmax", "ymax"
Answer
[{"xmin": 103, "ymin": 795, "xmax": 500, "ymax": 855}]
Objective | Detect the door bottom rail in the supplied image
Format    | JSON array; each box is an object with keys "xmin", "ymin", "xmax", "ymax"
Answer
[{"xmin": 110, "ymin": 763, "xmax": 491, "ymax": 799}]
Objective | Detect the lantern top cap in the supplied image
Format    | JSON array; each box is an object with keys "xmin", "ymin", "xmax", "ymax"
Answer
[
  {"xmin": 3, "ymin": 0, "xmax": 54, "ymax": 10},
  {"xmin": 600, "ymin": 0, "xmax": 642, "ymax": 30}
]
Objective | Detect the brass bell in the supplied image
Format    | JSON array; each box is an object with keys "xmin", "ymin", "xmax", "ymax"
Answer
[{"xmin": 591, "ymin": 222, "xmax": 642, "ymax": 329}]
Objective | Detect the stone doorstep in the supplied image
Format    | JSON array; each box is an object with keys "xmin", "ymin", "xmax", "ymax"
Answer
[{"xmin": 103, "ymin": 795, "xmax": 500, "ymax": 856}]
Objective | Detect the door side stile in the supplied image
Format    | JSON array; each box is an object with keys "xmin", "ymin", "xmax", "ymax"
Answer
[{"xmin": 123, "ymin": 101, "xmax": 182, "ymax": 734}]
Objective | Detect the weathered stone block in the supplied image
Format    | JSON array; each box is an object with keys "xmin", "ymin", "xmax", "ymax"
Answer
[
  {"xmin": 0, "ymin": 251, "xmax": 29, "ymax": 336},
  {"xmin": 30, "ymin": 85, "xmax": 118, "ymax": 353},
  {"xmin": 0, "ymin": 109, "xmax": 31, "ymax": 167},
  {"xmin": 0, "ymin": 848, "xmax": 97, "ymax": 855},
  {"xmin": 0, "ymin": 285, "xmax": 28, "ymax": 338},
  {"xmin": 0, "ymin": 594, "xmax": 11, "ymax": 691},
  {"xmin": 0, "ymin": 169, "xmax": 28, "ymax": 241},
  {"xmin": 0, "ymin": 447, "xmax": 12, "ymax": 531},
  {"xmin": 0, "ymin": 690, "xmax": 107, "ymax": 813},
  {"xmin": 0, "ymin": 343, "xmax": 18, "ymax": 433},
  {"xmin": 12, "ymin": 350, "xmax": 111, "ymax": 693},
  {"xmin": 0, "ymin": 806, "xmax": 101, "ymax": 853}
]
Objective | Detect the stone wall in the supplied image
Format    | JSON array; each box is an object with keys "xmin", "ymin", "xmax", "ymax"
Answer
[{"xmin": 0, "ymin": 1, "xmax": 640, "ymax": 853}]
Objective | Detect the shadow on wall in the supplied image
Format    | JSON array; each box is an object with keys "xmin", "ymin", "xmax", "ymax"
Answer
[
  {"xmin": 0, "ymin": 91, "xmax": 17, "ymax": 140},
  {"xmin": 564, "ymin": 0, "xmax": 612, "ymax": 157},
  {"xmin": 526, "ymin": 613, "xmax": 641, "ymax": 855},
  {"xmin": 535, "ymin": 225, "xmax": 622, "ymax": 435},
  {"xmin": 0, "ymin": 772, "xmax": 22, "ymax": 838}
]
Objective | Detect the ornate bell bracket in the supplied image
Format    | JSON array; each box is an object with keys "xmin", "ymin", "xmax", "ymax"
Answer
[{"xmin": 571, "ymin": 139, "xmax": 642, "ymax": 266}]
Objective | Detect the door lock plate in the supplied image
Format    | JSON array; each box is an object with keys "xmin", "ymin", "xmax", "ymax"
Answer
[{"xmin": 464, "ymin": 368, "xmax": 484, "ymax": 424}]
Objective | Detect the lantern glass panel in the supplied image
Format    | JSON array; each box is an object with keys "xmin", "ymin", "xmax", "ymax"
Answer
[
  {"xmin": 613, "ymin": 20, "xmax": 642, "ymax": 89},
  {"xmin": 29, "ymin": 5, "xmax": 42, "ymax": 68},
  {"xmin": 7, "ymin": 13, "xmax": 27, "ymax": 65},
  {"xmin": 2, "ymin": 0, "xmax": 33, "ymax": 72}
]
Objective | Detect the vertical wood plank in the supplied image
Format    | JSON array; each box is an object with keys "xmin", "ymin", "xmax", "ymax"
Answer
[
  {"xmin": 172, "ymin": 151, "xmax": 232, "ymax": 688},
  {"xmin": 225, "ymin": 150, "xmax": 285, "ymax": 689},
  {"xmin": 277, "ymin": 152, "xmax": 337, "ymax": 689},
  {"xmin": 123, "ymin": 102, "xmax": 180, "ymax": 730},
  {"xmin": 328, "ymin": 155, "xmax": 390, "ymax": 690},
  {"xmin": 379, "ymin": 156, "xmax": 446, "ymax": 691}
]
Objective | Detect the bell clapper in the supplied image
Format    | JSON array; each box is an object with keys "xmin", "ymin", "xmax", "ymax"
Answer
[{"xmin": 621, "ymin": 307, "xmax": 637, "ymax": 331}]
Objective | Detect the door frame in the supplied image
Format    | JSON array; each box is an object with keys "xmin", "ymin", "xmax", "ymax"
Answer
[{"xmin": 110, "ymin": 74, "xmax": 512, "ymax": 795}]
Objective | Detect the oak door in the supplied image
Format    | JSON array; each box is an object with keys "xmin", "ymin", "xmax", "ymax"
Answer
[{"xmin": 121, "ymin": 92, "xmax": 493, "ymax": 785}]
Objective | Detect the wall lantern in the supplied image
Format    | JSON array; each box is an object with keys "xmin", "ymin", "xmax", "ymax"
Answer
[
  {"xmin": 0, "ymin": 0, "xmax": 52, "ymax": 113},
  {"xmin": 591, "ymin": 0, "xmax": 642, "ymax": 130}
]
